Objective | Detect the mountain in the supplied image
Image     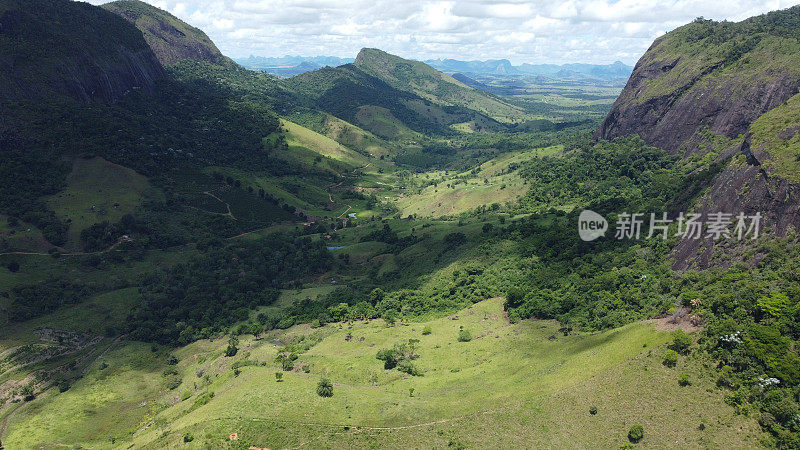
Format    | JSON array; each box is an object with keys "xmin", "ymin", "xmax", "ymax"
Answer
[
  {"xmin": 425, "ymin": 58, "xmax": 519, "ymax": 75},
  {"xmin": 283, "ymin": 62, "xmax": 504, "ymax": 139},
  {"xmin": 0, "ymin": 0, "xmax": 164, "ymax": 103},
  {"xmin": 354, "ymin": 48, "xmax": 524, "ymax": 122},
  {"xmin": 426, "ymin": 58, "xmax": 633, "ymax": 81},
  {"xmin": 235, "ymin": 55, "xmax": 355, "ymax": 75},
  {"xmin": 594, "ymin": 6, "xmax": 800, "ymax": 268},
  {"xmin": 102, "ymin": 0, "xmax": 227, "ymax": 66}
]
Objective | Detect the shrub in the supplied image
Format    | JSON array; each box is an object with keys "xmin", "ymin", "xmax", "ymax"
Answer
[
  {"xmin": 422, "ymin": 326, "xmax": 432, "ymax": 335},
  {"xmin": 457, "ymin": 326, "xmax": 472, "ymax": 342},
  {"xmin": 670, "ymin": 330, "xmax": 692, "ymax": 355},
  {"xmin": 663, "ymin": 349, "xmax": 679, "ymax": 367},
  {"xmin": 628, "ymin": 424, "xmax": 644, "ymax": 443},
  {"xmin": 275, "ymin": 372, "xmax": 283, "ymax": 382},
  {"xmin": 225, "ymin": 336, "xmax": 239, "ymax": 357},
  {"xmin": 180, "ymin": 390, "xmax": 192, "ymax": 401},
  {"xmin": 589, "ymin": 405, "xmax": 598, "ymax": 415},
  {"xmin": 6, "ymin": 261, "xmax": 20, "ymax": 273},
  {"xmin": 678, "ymin": 373, "xmax": 691, "ymax": 386},
  {"xmin": 183, "ymin": 432, "xmax": 194, "ymax": 443},
  {"xmin": 193, "ymin": 391, "xmax": 214, "ymax": 408},
  {"xmin": 397, "ymin": 359, "xmax": 422, "ymax": 376},
  {"xmin": 317, "ymin": 378, "xmax": 334, "ymax": 397},
  {"xmin": 20, "ymin": 384, "xmax": 35, "ymax": 401}
]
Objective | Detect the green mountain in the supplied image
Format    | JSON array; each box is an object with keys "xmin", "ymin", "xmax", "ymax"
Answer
[
  {"xmin": 596, "ymin": 7, "xmax": 800, "ymax": 152},
  {"xmin": 0, "ymin": 0, "xmax": 164, "ymax": 103},
  {"xmin": 102, "ymin": 0, "xmax": 228, "ymax": 66},
  {"xmin": 596, "ymin": 6, "xmax": 800, "ymax": 269},
  {"xmin": 283, "ymin": 60, "xmax": 505, "ymax": 139},
  {"xmin": 354, "ymin": 48, "xmax": 526, "ymax": 123}
]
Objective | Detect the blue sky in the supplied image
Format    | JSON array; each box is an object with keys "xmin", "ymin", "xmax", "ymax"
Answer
[{"xmin": 87, "ymin": 0, "xmax": 800, "ymax": 65}]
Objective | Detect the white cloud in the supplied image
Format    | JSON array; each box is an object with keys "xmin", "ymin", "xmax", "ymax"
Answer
[{"xmin": 81, "ymin": 0, "xmax": 800, "ymax": 64}]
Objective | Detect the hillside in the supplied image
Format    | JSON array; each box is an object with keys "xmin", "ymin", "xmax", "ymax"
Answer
[
  {"xmin": 283, "ymin": 62, "xmax": 505, "ymax": 139},
  {"xmin": 593, "ymin": 6, "xmax": 800, "ymax": 268},
  {"xmin": 102, "ymin": 0, "xmax": 228, "ymax": 66},
  {"xmin": 354, "ymin": 48, "xmax": 526, "ymax": 123},
  {"xmin": 0, "ymin": 0, "xmax": 164, "ymax": 103},
  {"xmin": 596, "ymin": 7, "xmax": 800, "ymax": 153}
]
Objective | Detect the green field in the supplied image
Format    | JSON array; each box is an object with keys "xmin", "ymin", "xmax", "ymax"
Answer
[
  {"xmin": 47, "ymin": 157, "xmax": 151, "ymax": 250},
  {"xmin": 397, "ymin": 146, "xmax": 561, "ymax": 217}
]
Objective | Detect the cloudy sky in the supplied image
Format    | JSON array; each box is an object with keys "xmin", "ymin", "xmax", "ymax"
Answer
[{"xmin": 87, "ymin": 0, "xmax": 800, "ymax": 64}]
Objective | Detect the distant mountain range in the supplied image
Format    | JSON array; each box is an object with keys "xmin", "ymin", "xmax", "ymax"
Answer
[
  {"xmin": 425, "ymin": 59, "xmax": 633, "ymax": 81},
  {"xmin": 235, "ymin": 55, "xmax": 355, "ymax": 76},
  {"xmin": 235, "ymin": 55, "xmax": 633, "ymax": 81}
]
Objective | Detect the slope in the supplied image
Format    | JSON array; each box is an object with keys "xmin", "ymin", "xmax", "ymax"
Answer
[
  {"xmin": 0, "ymin": 0, "xmax": 164, "ymax": 103},
  {"xmin": 355, "ymin": 48, "xmax": 526, "ymax": 123},
  {"xmin": 102, "ymin": 0, "xmax": 228, "ymax": 66}
]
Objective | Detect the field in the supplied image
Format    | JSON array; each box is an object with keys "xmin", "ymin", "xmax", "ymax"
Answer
[
  {"xmin": 396, "ymin": 146, "xmax": 561, "ymax": 217},
  {"xmin": 46, "ymin": 157, "xmax": 151, "ymax": 250},
  {"xmin": 0, "ymin": 298, "xmax": 765, "ymax": 448}
]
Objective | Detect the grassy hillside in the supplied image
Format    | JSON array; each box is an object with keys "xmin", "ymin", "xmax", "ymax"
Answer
[
  {"xmin": 354, "ymin": 48, "xmax": 527, "ymax": 123},
  {"xmin": 1, "ymin": 298, "xmax": 765, "ymax": 448}
]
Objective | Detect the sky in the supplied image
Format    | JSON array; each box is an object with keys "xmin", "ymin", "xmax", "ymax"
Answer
[{"xmin": 86, "ymin": 0, "xmax": 800, "ymax": 65}]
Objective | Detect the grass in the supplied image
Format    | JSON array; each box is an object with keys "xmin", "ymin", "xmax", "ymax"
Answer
[
  {"xmin": 86, "ymin": 297, "xmax": 759, "ymax": 449},
  {"xmin": 751, "ymin": 91, "xmax": 800, "ymax": 182},
  {"xmin": 282, "ymin": 119, "xmax": 373, "ymax": 168},
  {"xmin": 397, "ymin": 146, "xmax": 561, "ymax": 217},
  {"xmin": 1, "ymin": 293, "xmax": 765, "ymax": 449},
  {"xmin": 46, "ymin": 157, "xmax": 151, "ymax": 250}
]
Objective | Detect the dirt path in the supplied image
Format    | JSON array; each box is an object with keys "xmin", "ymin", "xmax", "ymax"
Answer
[
  {"xmin": 353, "ymin": 163, "xmax": 371, "ymax": 173},
  {"xmin": 202, "ymin": 191, "xmax": 236, "ymax": 220},
  {"xmin": 337, "ymin": 205, "xmax": 353, "ymax": 219},
  {"xmin": 82, "ymin": 335, "xmax": 126, "ymax": 375}
]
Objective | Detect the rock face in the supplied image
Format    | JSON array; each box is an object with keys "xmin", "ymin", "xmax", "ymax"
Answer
[
  {"xmin": 0, "ymin": 0, "xmax": 164, "ymax": 103},
  {"xmin": 596, "ymin": 11, "xmax": 800, "ymax": 155},
  {"xmin": 102, "ymin": 0, "xmax": 227, "ymax": 67},
  {"xmin": 594, "ymin": 8, "xmax": 800, "ymax": 269}
]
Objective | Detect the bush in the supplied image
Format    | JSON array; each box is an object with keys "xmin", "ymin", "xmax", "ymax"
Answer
[
  {"xmin": 317, "ymin": 378, "xmax": 334, "ymax": 397},
  {"xmin": 457, "ymin": 326, "xmax": 472, "ymax": 342},
  {"xmin": 180, "ymin": 390, "xmax": 192, "ymax": 401},
  {"xmin": 422, "ymin": 326, "xmax": 432, "ymax": 335},
  {"xmin": 670, "ymin": 330, "xmax": 692, "ymax": 355},
  {"xmin": 183, "ymin": 432, "xmax": 194, "ymax": 443},
  {"xmin": 225, "ymin": 336, "xmax": 239, "ymax": 357},
  {"xmin": 275, "ymin": 372, "xmax": 283, "ymax": 382},
  {"xmin": 6, "ymin": 261, "xmax": 19, "ymax": 273},
  {"xmin": 589, "ymin": 405, "xmax": 598, "ymax": 415},
  {"xmin": 21, "ymin": 384, "xmax": 35, "ymax": 401},
  {"xmin": 663, "ymin": 349, "xmax": 679, "ymax": 367},
  {"xmin": 628, "ymin": 424, "xmax": 644, "ymax": 443},
  {"xmin": 678, "ymin": 373, "xmax": 691, "ymax": 386}
]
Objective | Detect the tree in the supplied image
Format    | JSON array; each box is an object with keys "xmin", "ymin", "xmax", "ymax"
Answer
[
  {"xmin": 628, "ymin": 424, "xmax": 644, "ymax": 443},
  {"xmin": 317, "ymin": 378, "xmax": 334, "ymax": 397},
  {"xmin": 669, "ymin": 330, "xmax": 692, "ymax": 355},
  {"xmin": 225, "ymin": 336, "xmax": 239, "ymax": 357},
  {"xmin": 457, "ymin": 326, "xmax": 472, "ymax": 342},
  {"xmin": 6, "ymin": 261, "xmax": 19, "ymax": 273},
  {"xmin": 678, "ymin": 373, "xmax": 691, "ymax": 386},
  {"xmin": 663, "ymin": 349, "xmax": 679, "ymax": 367}
]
